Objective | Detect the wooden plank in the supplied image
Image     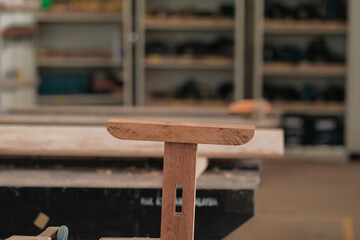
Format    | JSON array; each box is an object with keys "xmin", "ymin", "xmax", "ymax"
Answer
[
  {"xmin": 0, "ymin": 125, "xmax": 282, "ymax": 159},
  {"xmin": 6, "ymin": 237, "xmax": 50, "ymax": 240},
  {"xmin": 0, "ymin": 125, "xmax": 283, "ymax": 159},
  {"xmin": 36, "ymin": 12, "xmax": 123, "ymax": 23},
  {"xmin": 107, "ymin": 119, "xmax": 255, "ymax": 145},
  {"xmin": 37, "ymin": 57, "xmax": 122, "ymax": 68},
  {"xmin": 264, "ymin": 20, "xmax": 347, "ymax": 35},
  {"xmin": 263, "ymin": 62, "xmax": 346, "ymax": 77},
  {"xmin": 271, "ymin": 101, "xmax": 345, "ymax": 116},
  {"xmin": 37, "ymin": 227, "xmax": 58, "ymax": 238},
  {"xmin": 161, "ymin": 143, "xmax": 197, "ymax": 240},
  {"xmin": 5, "ymin": 106, "xmax": 230, "ymax": 116},
  {"xmin": 6, "ymin": 227, "xmax": 60, "ymax": 240},
  {"xmin": 0, "ymin": 169, "xmax": 261, "ymax": 190},
  {"xmin": 0, "ymin": 114, "xmax": 280, "ymax": 128},
  {"xmin": 145, "ymin": 17, "xmax": 234, "ymax": 31}
]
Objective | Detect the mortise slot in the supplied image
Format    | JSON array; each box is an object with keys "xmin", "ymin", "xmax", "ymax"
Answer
[{"xmin": 175, "ymin": 184, "xmax": 183, "ymax": 213}]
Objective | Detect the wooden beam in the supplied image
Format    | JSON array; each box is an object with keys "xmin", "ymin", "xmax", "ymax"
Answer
[
  {"xmin": 0, "ymin": 125, "xmax": 283, "ymax": 159},
  {"xmin": 107, "ymin": 119, "xmax": 254, "ymax": 145},
  {"xmin": 161, "ymin": 143, "xmax": 197, "ymax": 240}
]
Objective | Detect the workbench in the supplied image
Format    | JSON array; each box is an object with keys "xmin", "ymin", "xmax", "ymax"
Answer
[{"xmin": 0, "ymin": 106, "xmax": 283, "ymax": 240}]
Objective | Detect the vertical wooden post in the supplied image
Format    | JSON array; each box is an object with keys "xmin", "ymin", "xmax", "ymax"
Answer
[{"xmin": 161, "ymin": 143, "xmax": 197, "ymax": 240}]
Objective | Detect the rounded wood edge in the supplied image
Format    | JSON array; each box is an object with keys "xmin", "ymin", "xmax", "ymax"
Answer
[{"xmin": 106, "ymin": 118, "xmax": 255, "ymax": 146}]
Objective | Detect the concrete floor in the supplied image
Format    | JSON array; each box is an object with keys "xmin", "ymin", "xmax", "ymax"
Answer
[{"xmin": 226, "ymin": 160, "xmax": 360, "ymax": 240}]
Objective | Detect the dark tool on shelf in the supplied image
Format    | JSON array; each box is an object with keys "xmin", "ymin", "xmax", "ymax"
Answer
[
  {"xmin": 306, "ymin": 37, "xmax": 344, "ymax": 63},
  {"xmin": 146, "ymin": 41, "xmax": 169, "ymax": 56},
  {"xmin": 301, "ymin": 85, "xmax": 319, "ymax": 101},
  {"xmin": 175, "ymin": 41, "xmax": 207, "ymax": 57},
  {"xmin": 106, "ymin": 119, "xmax": 255, "ymax": 240},
  {"xmin": 207, "ymin": 37, "xmax": 234, "ymax": 58},
  {"xmin": 293, "ymin": 3, "xmax": 320, "ymax": 20},
  {"xmin": 219, "ymin": 4, "xmax": 235, "ymax": 18},
  {"xmin": 322, "ymin": 85, "xmax": 345, "ymax": 102},
  {"xmin": 175, "ymin": 78, "xmax": 211, "ymax": 100},
  {"xmin": 264, "ymin": 2, "xmax": 292, "ymax": 19},
  {"xmin": 216, "ymin": 81, "xmax": 234, "ymax": 101}
]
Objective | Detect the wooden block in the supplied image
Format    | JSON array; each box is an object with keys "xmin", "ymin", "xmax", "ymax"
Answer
[
  {"xmin": 107, "ymin": 118, "xmax": 254, "ymax": 145},
  {"xmin": 161, "ymin": 143, "xmax": 197, "ymax": 240},
  {"xmin": 33, "ymin": 212, "xmax": 50, "ymax": 229}
]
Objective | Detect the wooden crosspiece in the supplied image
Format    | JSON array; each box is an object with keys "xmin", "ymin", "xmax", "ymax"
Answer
[{"xmin": 107, "ymin": 119, "xmax": 255, "ymax": 240}]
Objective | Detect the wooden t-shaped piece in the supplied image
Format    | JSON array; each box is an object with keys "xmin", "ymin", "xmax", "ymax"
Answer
[{"xmin": 107, "ymin": 119, "xmax": 255, "ymax": 240}]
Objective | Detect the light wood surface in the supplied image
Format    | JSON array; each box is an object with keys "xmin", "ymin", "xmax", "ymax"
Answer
[
  {"xmin": 6, "ymin": 227, "xmax": 59, "ymax": 240},
  {"xmin": 0, "ymin": 169, "xmax": 260, "ymax": 190},
  {"xmin": 195, "ymin": 157, "xmax": 208, "ymax": 179},
  {"xmin": 161, "ymin": 143, "xmax": 197, "ymax": 240},
  {"xmin": 0, "ymin": 113, "xmax": 280, "ymax": 128},
  {"xmin": 37, "ymin": 227, "xmax": 59, "ymax": 238},
  {"xmin": 6, "ymin": 237, "xmax": 50, "ymax": 240},
  {"xmin": 107, "ymin": 119, "xmax": 255, "ymax": 145},
  {"xmin": 0, "ymin": 125, "xmax": 283, "ymax": 159}
]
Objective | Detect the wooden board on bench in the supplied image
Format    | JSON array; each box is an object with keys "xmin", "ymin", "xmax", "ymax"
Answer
[{"xmin": 0, "ymin": 125, "xmax": 283, "ymax": 159}]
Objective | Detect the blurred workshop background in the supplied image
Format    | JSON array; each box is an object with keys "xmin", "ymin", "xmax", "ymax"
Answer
[{"xmin": 0, "ymin": 0, "xmax": 359, "ymax": 239}]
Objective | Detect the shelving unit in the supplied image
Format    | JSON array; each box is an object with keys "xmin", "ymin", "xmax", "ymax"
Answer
[
  {"xmin": 135, "ymin": 0, "xmax": 245, "ymax": 106},
  {"xmin": 0, "ymin": 2, "xmax": 38, "ymax": 108},
  {"xmin": 249, "ymin": 0, "xmax": 349, "ymax": 161},
  {"xmin": 36, "ymin": 0, "xmax": 133, "ymax": 106}
]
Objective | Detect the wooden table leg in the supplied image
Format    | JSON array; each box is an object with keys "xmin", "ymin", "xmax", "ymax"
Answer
[{"xmin": 161, "ymin": 143, "xmax": 197, "ymax": 240}]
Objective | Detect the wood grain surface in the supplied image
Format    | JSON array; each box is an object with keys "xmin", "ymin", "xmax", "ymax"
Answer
[
  {"xmin": 161, "ymin": 143, "xmax": 197, "ymax": 240},
  {"xmin": 107, "ymin": 119, "xmax": 255, "ymax": 145},
  {"xmin": 0, "ymin": 113, "xmax": 280, "ymax": 128},
  {"xmin": 0, "ymin": 125, "xmax": 283, "ymax": 159},
  {"xmin": 0, "ymin": 169, "xmax": 261, "ymax": 190}
]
